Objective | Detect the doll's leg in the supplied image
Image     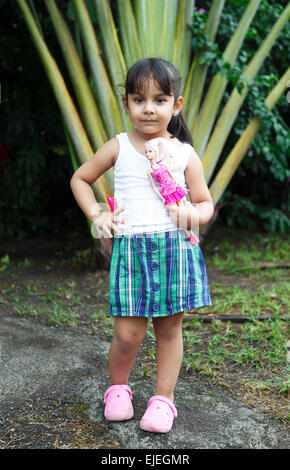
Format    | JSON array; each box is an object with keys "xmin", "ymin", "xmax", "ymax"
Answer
[
  {"xmin": 109, "ymin": 316, "xmax": 147, "ymax": 385},
  {"xmin": 176, "ymin": 199, "xmax": 191, "ymax": 239},
  {"xmin": 152, "ymin": 313, "xmax": 184, "ymax": 402}
]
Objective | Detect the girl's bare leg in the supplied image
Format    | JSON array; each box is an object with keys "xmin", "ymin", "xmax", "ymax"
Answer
[
  {"xmin": 109, "ymin": 316, "xmax": 147, "ymax": 385},
  {"xmin": 152, "ymin": 313, "xmax": 184, "ymax": 402}
]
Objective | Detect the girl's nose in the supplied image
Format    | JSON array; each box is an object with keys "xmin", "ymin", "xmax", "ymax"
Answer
[{"xmin": 144, "ymin": 101, "xmax": 154, "ymax": 113}]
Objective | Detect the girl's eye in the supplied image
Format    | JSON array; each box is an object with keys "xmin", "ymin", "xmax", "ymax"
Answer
[
  {"xmin": 135, "ymin": 98, "xmax": 143, "ymax": 103},
  {"xmin": 156, "ymin": 98, "xmax": 165, "ymax": 103}
]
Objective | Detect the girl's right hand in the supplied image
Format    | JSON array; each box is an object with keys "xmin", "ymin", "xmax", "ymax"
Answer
[{"xmin": 93, "ymin": 207, "xmax": 126, "ymax": 238}]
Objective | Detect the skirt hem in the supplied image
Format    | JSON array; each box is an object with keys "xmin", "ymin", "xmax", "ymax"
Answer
[{"xmin": 108, "ymin": 301, "xmax": 212, "ymax": 318}]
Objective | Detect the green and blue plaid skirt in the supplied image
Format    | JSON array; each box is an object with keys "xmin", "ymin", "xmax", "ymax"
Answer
[{"xmin": 108, "ymin": 230, "xmax": 211, "ymax": 317}]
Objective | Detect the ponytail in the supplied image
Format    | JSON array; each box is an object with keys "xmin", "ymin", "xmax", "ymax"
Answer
[{"xmin": 167, "ymin": 112, "xmax": 193, "ymax": 146}]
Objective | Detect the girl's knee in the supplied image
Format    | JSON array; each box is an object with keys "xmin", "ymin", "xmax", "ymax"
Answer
[
  {"xmin": 113, "ymin": 319, "xmax": 146, "ymax": 353},
  {"xmin": 114, "ymin": 330, "xmax": 144, "ymax": 353},
  {"xmin": 153, "ymin": 314, "xmax": 183, "ymax": 341}
]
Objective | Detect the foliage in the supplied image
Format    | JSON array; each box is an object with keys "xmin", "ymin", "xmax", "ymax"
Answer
[
  {"xmin": 192, "ymin": 0, "xmax": 289, "ymax": 232},
  {"xmin": 1, "ymin": 0, "xmax": 289, "ymax": 238},
  {"xmin": 0, "ymin": 1, "xmax": 82, "ymax": 238}
]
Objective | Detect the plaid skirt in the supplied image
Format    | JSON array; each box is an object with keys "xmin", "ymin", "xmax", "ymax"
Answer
[{"xmin": 108, "ymin": 230, "xmax": 212, "ymax": 317}]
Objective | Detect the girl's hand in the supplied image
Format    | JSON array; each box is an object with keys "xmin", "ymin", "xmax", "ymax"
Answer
[
  {"xmin": 166, "ymin": 202, "xmax": 199, "ymax": 230},
  {"xmin": 93, "ymin": 207, "xmax": 126, "ymax": 238}
]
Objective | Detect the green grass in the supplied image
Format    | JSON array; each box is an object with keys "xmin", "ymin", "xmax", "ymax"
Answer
[
  {"xmin": 182, "ymin": 318, "xmax": 288, "ymax": 374},
  {"xmin": 49, "ymin": 302, "xmax": 80, "ymax": 327},
  {"xmin": 205, "ymin": 230, "xmax": 289, "ymax": 274},
  {"xmin": 200, "ymin": 282, "xmax": 289, "ymax": 318}
]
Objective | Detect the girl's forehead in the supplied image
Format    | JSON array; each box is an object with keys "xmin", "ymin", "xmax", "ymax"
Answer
[{"xmin": 130, "ymin": 77, "xmax": 172, "ymax": 97}]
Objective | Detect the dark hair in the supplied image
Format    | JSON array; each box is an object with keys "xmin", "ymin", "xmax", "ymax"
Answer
[{"xmin": 125, "ymin": 58, "xmax": 193, "ymax": 146}]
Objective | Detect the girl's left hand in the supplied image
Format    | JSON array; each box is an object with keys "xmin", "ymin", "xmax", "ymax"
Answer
[{"xmin": 166, "ymin": 201, "xmax": 199, "ymax": 230}]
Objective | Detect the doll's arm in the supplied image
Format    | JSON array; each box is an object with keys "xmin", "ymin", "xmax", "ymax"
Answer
[{"xmin": 147, "ymin": 171, "xmax": 166, "ymax": 205}]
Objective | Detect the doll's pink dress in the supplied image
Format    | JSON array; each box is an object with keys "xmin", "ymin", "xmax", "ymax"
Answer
[{"xmin": 152, "ymin": 163, "xmax": 187, "ymax": 205}]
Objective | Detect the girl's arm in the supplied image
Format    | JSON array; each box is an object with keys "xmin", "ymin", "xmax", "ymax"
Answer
[
  {"xmin": 70, "ymin": 137, "xmax": 125, "ymax": 237},
  {"xmin": 184, "ymin": 151, "xmax": 214, "ymax": 226},
  {"xmin": 167, "ymin": 151, "xmax": 214, "ymax": 229},
  {"xmin": 147, "ymin": 170, "xmax": 166, "ymax": 204}
]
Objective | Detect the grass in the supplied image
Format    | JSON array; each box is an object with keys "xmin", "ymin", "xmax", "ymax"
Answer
[
  {"xmin": 200, "ymin": 282, "xmax": 289, "ymax": 318},
  {"xmin": 205, "ymin": 228, "xmax": 289, "ymax": 273},
  {"xmin": 182, "ymin": 318, "xmax": 288, "ymax": 373}
]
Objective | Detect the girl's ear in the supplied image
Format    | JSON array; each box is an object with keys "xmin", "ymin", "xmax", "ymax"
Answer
[
  {"xmin": 122, "ymin": 95, "xmax": 128, "ymax": 111},
  {"xmin": 173, "ymin": 96, "xmax": 183, "ymax": 116}
]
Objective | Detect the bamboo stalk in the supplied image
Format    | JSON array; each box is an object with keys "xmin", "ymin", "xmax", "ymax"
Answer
[
  {"xmin": 94, "ymin": 0, "xmax": 131, "ymax": 130},
  {"xmin": 209, "ymin": 67, "xmax": 290, "ymax": 206},
  {"xmin": 151, "ymin": 0, "xmax": 163, "ymax": 56},
  {"xmin": 16, "ymin": 0, "xmax": 110, "ymax": 202},
  {"xmin": 202, "ymin": 3, "xmax": 290, "ymax": 183},
  {"xmin": 183, "ymin": 0, "xmax": 226, "ymax": 130},
  {"xmin": 134, "ymin": 0, "xmax": 156, "ymax": 56},
  {"xmin": 116, "ymin": 0, "xmax": 142, "ymax": 68},
  {"xmin": 173, "ymin": 0, "xmax": 194, "ymax": 82},
  {"xmin": 193, "ymin": 0, "xmax": 261, "ymax": 156},
  {"xmin": 45, "ymin": 0, "xmax": 114, "ymax": 192},
  {"xmin": 72, "ymin": 0, "xmax": 124, "ymax": 139},
  {"xmin": 158, "ymin": 0, "xmax": 179, "ymax": 62},
  {"xmin": 45, "ymin": 0, "xmax": 107, "ymax": 149},
  {"xmin": 28, "ymin": 0, "xmax": 45, "ymax": 37}
]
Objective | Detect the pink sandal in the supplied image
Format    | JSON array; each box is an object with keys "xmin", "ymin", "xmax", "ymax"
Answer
[
  {"xmin": 104, "ymin": 384, "xmax": 134, "ymax": 421},
  {"xmin": 140, "ymin": 395, "xmax": 177, "ymax": 433}
]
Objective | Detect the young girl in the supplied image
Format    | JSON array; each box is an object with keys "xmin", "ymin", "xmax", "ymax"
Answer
[{"xmin": 70, "ymin": 57, "xmax": 214, "ymax": 434}]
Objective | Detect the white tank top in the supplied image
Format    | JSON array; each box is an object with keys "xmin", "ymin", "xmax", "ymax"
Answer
[{"xmin": 114, "ymin": 132, "xmax": 193, "ymax": 235}]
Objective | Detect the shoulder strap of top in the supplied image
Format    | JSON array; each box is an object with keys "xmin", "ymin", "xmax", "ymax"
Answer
[
  {"xmin": 116, "ymin": 132, "xmax": 127, "ymax": 146},
  {"xmin": 115, "ymin": 132, "xmax": 129, "ymax": 159},
  {"xmin": 182, "ymin": 143, "xmax": 194, "ymax": 167}
]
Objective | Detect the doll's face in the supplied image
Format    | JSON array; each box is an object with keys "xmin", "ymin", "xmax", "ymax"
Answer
[{"xmin": 144, "ymin": 146, "xmax": 158, "ymax": 162}]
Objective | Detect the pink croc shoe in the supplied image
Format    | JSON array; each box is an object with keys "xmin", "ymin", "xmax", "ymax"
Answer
[
  {"xmin": 104, "ymin": 384, "xmax": 134, "ymax": 421},
  {"xmin": 140, "ymin": 395, "xmax": 177, "ymax": 433}
]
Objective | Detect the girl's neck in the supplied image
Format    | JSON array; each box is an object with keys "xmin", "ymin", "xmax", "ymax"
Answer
[{"xmin": 131, "ymin": 128, "xmax": 172, "ymax": 143}]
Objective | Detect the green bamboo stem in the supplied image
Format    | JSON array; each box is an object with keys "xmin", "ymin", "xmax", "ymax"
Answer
[
  {"xmin": 94, "ymin": 0, "xmax": 131, "ymax": 130},
  {"xmin": 193, "ymin": 0, "xmax": 261, "ymax": 156},
  {"xmin": 28, "ymin": 0, "xmax": 45, "ymax": 38},
  {"xmin": 151, "ymin": 0, "xmax": 163, "ymax": 56},
  {"xmin": 202, "ymin": 3, "xmax": 290, "ymax": 184},
  {"xmin": 209, "ymin": 67, "xmax": 290, "ymax": 206},
  {"xmin": 183, "ymin": 0, "xmax": 225, "ymax": 130},
  {"xmin": 158, "ymin": 0, "xmax": 178, "ymax": 61},
  {"xmin": 45, "ymin": 0, "xmax": 108, "ymax": 149},
  {"xmin": 172, "ymin": 0, "xmax": 194, "ymax": 82},
  {"xmin": 116, "ymin": 0, "xmax": 143, "ymax": 68},
  {"xmin": 134, "ymin": 0, "xmax": 156, "ymax": 56},
  {"xmin": 72, "ymin": 0, "xmax": 124, "ymax": 138},
  {"xmin": 16, "ymin": 0, "xmax": 110, "ymax": 202}
]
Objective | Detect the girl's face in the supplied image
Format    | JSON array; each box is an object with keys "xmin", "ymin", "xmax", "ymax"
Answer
[{"xmin": 123, "ymin": 77, "xmax": 183, "ymax": 138}]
